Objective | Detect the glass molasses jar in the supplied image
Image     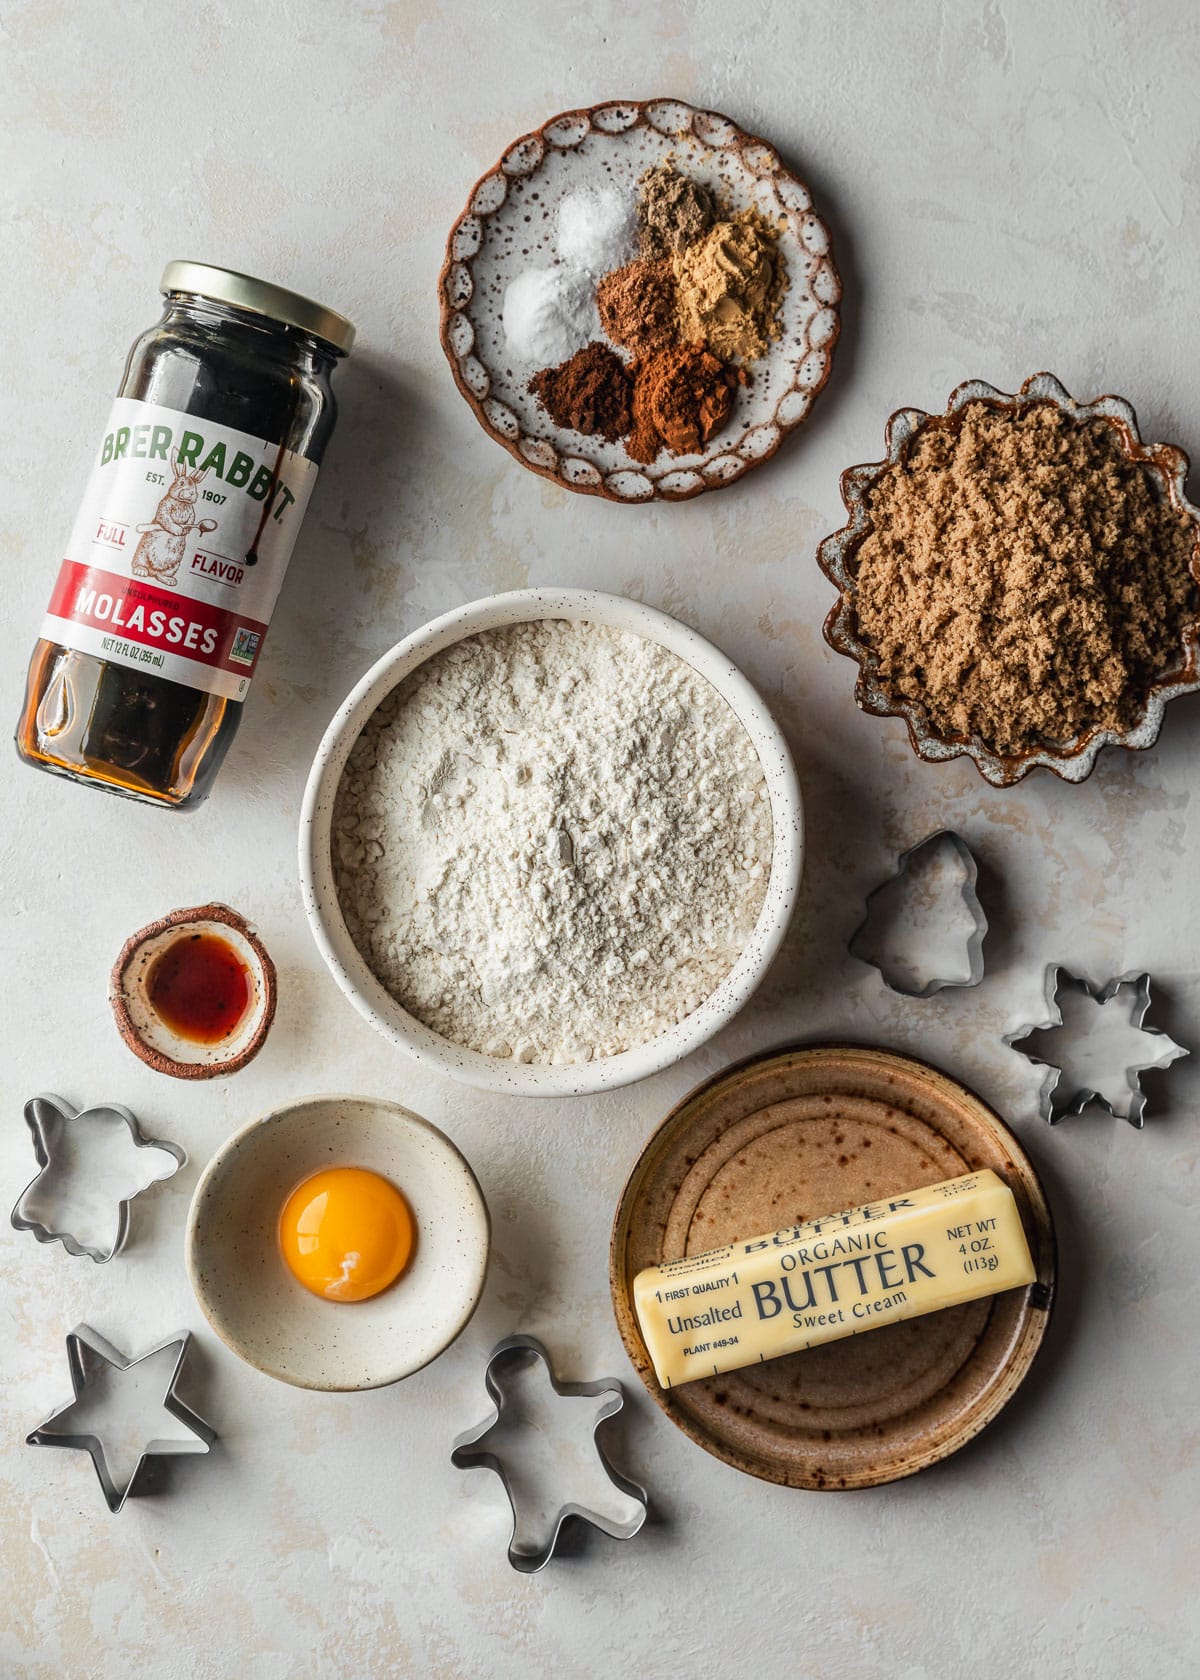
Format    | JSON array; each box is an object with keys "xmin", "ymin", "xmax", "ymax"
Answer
[{"xmin": 16, "ymin": 262, "xmax": 353, "ymax": 809}]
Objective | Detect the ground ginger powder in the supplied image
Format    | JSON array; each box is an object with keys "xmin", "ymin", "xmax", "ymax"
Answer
[
  {"xmin": 673, "ymin": 217, "xmax": 787, "ymax": 363},
  {"xmin": 851, "ymin": 403, "xmax": 1199, "ymax": 756}
]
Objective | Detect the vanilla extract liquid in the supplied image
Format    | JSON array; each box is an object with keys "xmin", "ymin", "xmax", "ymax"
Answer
[{"xmin": 16, "ymin": 265, "xmax": 352, "ymax": 809}]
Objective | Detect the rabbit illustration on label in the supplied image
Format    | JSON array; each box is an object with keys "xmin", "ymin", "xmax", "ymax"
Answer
[{"xmin": 131, "ymin": 452, "xmax": 217, "ymax": 587}]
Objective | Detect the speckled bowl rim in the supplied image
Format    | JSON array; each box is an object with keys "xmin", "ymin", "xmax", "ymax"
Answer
[
  {"xmin": 185, "ymin": 1094, "xmax": 491, "ymax": 1391},
  {"xmin": 299, "ymin": 588, "xmax": 803, "ymax": 1098},
  {"xmin": 816, "ymin": 372, "xmax": 1200, "ymax": 786},
  {"xmin": 109, "ymin": 902, "xmax": 277, "ymax": 1080},
  {"xmin": 609, "ymin": 1041, "xmax": 1057, "ymax": 1489},
  {"xmin": 437, "ymin": 97, "xmax": 841, "ymax": 503}
]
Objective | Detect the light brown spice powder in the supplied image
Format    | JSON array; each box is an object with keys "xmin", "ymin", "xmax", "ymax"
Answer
[
  {"xmin": 673, "ymin": 216, "xmax": 787, "ymax": 364},
  {"xmin": 850, "ymin": 403, "xmax": 1199, "ymax": 756}
]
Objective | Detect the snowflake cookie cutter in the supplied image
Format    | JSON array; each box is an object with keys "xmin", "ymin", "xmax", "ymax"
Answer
[
  {"xmin": 28, "ymin": 1324, "xmax": 216, "ymax": 1513},
  {"xmin": 849, "ymin": 830, "xmax": 988, "ymax": 998},
  {"xmin": 1006, "ymin": 966, "xmax": 1187, "ymax": 1127},
  {"xmin": 11, "ymin": 1093, "xmax": 185, "ymax": 1263},
  {"xmin": 451, "ymin": 1334, "xmax": 648, "ymax": 1573}
]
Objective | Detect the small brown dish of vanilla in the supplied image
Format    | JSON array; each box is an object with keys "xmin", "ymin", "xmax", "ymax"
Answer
[{"xmin": 110, "ymin": 903, "xmax": 276, "ymax": 1080}]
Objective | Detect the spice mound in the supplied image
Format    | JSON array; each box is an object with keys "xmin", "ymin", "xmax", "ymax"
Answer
[
  {"xmin": 557, "ymin": 185, "xmax": 637, "ymax": 273},
  {"xmin": 528, "ymin": 343, "xmax": 632, "ymax": 440},
  {"xmin": 597, "ymin": 259, "xmax": 677, "ymax": 356},
  {"xmin": 502, "ymin": 267, "xmax": 596, "ymax": 365},
  {"xmin": 850, "ymin": 403, "xmax": 1200, "ymax": 756},
  {"xmin": 332, "ymin": 621, "xmax": 773, "ymax": 1065},
  {"xmin": 629, "ymin": 345, "xmax": 743, "ymax": 464},
  {"xmin": 638, "ymin": 164, "xmax": 715, "ymax": 257},
  {"xmin": 674, "ymin": 218, "xmax": 787, "ymax": 363}
]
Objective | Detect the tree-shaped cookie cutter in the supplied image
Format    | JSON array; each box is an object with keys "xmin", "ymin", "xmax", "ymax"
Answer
[
  {"xmin": 27, "ymin": 1324, "xmax": 216, "ymax": 1512},
  {"xmin": 849, "ymin": 830, "xmax": 988, "ymax": 997},
  {"xmin": 451, "ymin": 1334, "xmax": 648, "ymax": 1573},
  {"xmin": 11, "ymin": 1093, "xmax": 185, "ymax": 1263},
  {"xmin": 1006, "ymin": 966, "xmax": 1187, "ymax": 1127}
]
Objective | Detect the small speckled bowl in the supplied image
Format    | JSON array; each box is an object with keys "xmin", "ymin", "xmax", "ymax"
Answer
[
  {"xmin": 300, "ymin": 588, "xmax": 803, "ymax": 1098},
  {"xmin": 186, "ymin": 1095, "xmax": 490, "ymax": 1391},
  {"xmin": 110, "ymin": 903, "xmax": 276, "ymax": 1080},
  {"xmin": 817, "ymin": 372, "xmax": 1200, "ymax": 786}
]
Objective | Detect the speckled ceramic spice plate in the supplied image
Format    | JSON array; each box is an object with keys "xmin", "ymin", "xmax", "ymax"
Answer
[
  {"xmin": 610, "ymin": 1044, "xmax": 1056, "ymax": 1490},
  {"xmin": 438, "ymin": 99, "xmax": 841, "ymax": 502}
]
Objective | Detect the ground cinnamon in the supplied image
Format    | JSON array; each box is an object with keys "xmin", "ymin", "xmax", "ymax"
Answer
[
  {"xmin": 851, "ymin": 402, "xmax": 1200, "ymax": 754},
  {"xmin": 627, "ymin": 345, "xmax": 742, "ymax": 463},
  {"xmin": 529, "ymin": 342, "xmax": 632, "ymax": 440}
]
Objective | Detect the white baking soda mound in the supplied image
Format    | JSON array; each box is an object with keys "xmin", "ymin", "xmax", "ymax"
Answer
[{"xmin": 501, "ymin": 267, "xmax": 597, "ymax": 365}]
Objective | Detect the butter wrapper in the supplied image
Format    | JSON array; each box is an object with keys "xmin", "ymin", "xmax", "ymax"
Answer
[{"xmin": 632, "ymin": 1170, "xmax": 1036, "ymax": 1389}]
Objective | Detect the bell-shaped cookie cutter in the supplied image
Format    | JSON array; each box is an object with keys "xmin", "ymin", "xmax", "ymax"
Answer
[
  {"xmin": 451, "ymin": 1333, "xmax": 648, "ymax": 1573},
  {"xmin": 1006, "ymin": 965, "xmax": 1187, "ymax": 1127},
  {"xmin": 27, "ymin": 1324, "xmax": 216, "ymax": 1513},
  {"xmin": 11, "ymin": 1093, "xmax": 185, "ymax": 1263},
  {"xmin": 849, "ymin": 830, "xmax": 987, "ymax": 997}
]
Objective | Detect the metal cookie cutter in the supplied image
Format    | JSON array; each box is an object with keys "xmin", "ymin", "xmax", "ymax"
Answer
[
  {"xmin": 849, "ymin": 830, "xmax": 987, "ymax": 997},
  {"xmin": 28, "ymin": 1324, "xmax": 216, "ymax": 1512},
  {"xmin": 1006, "ymin": 965, "xmax": 1187, "ymax": 1127},
  {"xmin": 11, "ymin": 1093, "xmax": 185, "ymax": 1263},
  {"xmin": 451, "ymin": 1334, "xmax": 648, "ymax": 1573}
]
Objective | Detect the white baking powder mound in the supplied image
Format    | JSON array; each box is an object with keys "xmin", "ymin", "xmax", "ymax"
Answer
[{"xmin": 333, "ymin": 620, "xmax": 773, "ymax": 1066}]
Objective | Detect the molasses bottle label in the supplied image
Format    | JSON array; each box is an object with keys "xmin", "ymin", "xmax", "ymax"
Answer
[{"xmin": 39, "ymin": 396, "xmax": 318, "ymax": 700}]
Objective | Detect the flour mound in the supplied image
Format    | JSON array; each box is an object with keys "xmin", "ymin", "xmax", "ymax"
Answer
[{"xmin": 333, "ymin": 620, "xmax": 773, "ymax": 1065}]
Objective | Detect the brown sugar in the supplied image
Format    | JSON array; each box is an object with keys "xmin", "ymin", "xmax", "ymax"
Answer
[
  {"xmin": 850, "ymin": 402, "xmax": 1200, "ymax": 756},
  {"xmin": 597, "ymin": 258, "xmax": 678, "ymax": 357},
  {"xmin": 528, "ymin": 342, "xmax": 632, "ymax": 440},
  {"xmin": 627, "ymin": 345, "xmax": 742, "ymax": 464}
]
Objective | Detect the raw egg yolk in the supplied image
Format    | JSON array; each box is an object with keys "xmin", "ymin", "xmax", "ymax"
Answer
[{"xmin": 278, "ymin": 1168, "xmax": 414, "ymax": 1302}]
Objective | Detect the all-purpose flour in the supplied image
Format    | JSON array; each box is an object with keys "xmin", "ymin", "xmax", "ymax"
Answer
[{"xmin": 333, "ymin": 620, "xmax": 773, "ymax": 1064}]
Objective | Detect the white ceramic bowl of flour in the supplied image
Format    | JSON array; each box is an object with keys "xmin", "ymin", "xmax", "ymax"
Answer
[{"xmin": 300, "ymin": 589, "xmax": 802, "ymax": 1097}]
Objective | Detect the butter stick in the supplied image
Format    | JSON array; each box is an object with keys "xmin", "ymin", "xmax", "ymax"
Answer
[{"xmin": 632, "ymin": 1170, "xmax": 1036, "ymax": 1389}]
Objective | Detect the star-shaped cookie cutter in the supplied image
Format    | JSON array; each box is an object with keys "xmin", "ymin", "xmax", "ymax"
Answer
[
  {"xmin": 11, "ymin": 1093, "xmax": 185, "ymax": 1263},
  {"xmin": 451, "ymin": 1334, "xmax": 648, "ymax": 1573},
  {"xmin": 1006, "ymin": 965, "xmax": 1187, "ymax": 1127},
  {"xmin": 28, "ymin": 1324, "xmax": 216, "ymax": 1512}
]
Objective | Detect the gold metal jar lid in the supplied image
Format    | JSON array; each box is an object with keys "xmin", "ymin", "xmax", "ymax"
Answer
[{"xmin": 159, "ymin": 261, "xmax": 355, "ymax": 354}]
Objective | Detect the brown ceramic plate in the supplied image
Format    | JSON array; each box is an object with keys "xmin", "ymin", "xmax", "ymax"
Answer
[
  {"xmin": 438, "ymin": 99, "xmax": 841, "ymax": 503},
  {"xmin": 610, "ymin": 1044, "xmax": 1055, "ymax": 1489}
]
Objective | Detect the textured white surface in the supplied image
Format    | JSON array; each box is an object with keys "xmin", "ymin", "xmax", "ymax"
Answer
[{"xmin": 2, "ymin": 1, "xmax": 1199, "ymax": 1676}]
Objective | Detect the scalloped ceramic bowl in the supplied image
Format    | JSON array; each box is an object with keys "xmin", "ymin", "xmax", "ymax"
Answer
[
  {"xmin": 300, "ymin": 588, "xmax": 803, "ymax": 1098},
  {"xmin": 438, "ymin": 98, "xmax": 841, "ymax": 503},
  {"xmin": 818, "ymin": 373, "xmax": 1200, "ymax": 786}
]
